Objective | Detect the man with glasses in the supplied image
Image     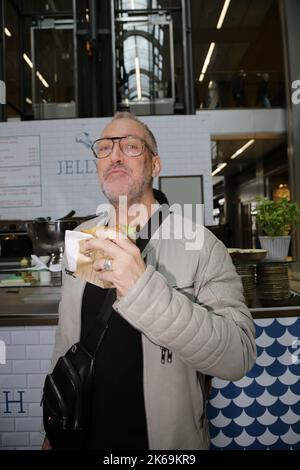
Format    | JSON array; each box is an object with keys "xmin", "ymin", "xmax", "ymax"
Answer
[{"xmin": 43, "ymin": 112, "xmax": 256, "ymax": 450}]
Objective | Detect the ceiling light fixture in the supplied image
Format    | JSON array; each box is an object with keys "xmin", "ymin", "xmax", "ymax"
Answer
[
  {"xmin": 4, "ymin": 27, "xmax": 12, "ymax": 37},
  {"xmin": 230, "ymin": 139, "xmax": 255, "ymax": 160},
  {"xmin": 36, "ymin": 71, "xmax": 49, "ymax": 88},
  {"xmin": 135, "ymin": 57, "xmax": 142, "ymax": 100},
  {"xmin": 212, "ymin": 162, "xmax": 227, "ymax": 176},
  {"xmin": 25, "ymin": 97, "xmax": 32, "ymax": 104},
  {"xmin": 23, "ymin": 53, "xmax": 49, "ymax": 88},
  {"xmin": 199, "ymin": 0, "xmax": 231, "ymax": 82},
  {"xmin": 23, "ymin": 53, "xmax": 33, "ymax": 68},
  {"xmin": 217, "ymin": 0, "xmax": 231, "ymax": 29},
  {"xmin": 199, "ymin": 42, "xmax": 215, "ymax": 82}
]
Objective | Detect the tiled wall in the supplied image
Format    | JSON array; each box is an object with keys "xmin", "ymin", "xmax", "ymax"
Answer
[
  {"xmin": 0, "ymin": 326, "xmax": 55, "ymax": 450},
  {"xmin": 1, "ymin": 318, "xmax": 300, "ymax": 449},
  {"xmin": 208, "ymin": 317, "xmax": 300, "ymax": 450}
]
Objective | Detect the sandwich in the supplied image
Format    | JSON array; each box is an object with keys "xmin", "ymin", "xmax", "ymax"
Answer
[{"xmin": 74, "ymin": 224, "xmax": 137, "ymax": 289}]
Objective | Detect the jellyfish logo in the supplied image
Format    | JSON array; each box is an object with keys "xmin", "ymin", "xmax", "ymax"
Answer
[{"xmin": 75, "ymin": 132, "xmax": 93, "ymax": 149}]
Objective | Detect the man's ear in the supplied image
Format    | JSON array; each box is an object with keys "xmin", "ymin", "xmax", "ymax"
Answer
[{"xmin": 152, "ymin": 155, "xmax": 162, "ymax": 177}]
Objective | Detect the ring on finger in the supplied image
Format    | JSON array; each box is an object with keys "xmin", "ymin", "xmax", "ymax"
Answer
[{"xmin": 103, "ymin": 259, "xmax": 113, "ymax": 271}]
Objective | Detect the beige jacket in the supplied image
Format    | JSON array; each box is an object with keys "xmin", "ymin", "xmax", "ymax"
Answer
[{"xmin": 50, "ymin": 205, "xmax": 256, "ymax": 450}]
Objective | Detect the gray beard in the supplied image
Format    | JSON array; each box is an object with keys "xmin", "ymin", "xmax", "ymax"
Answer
[{"xmin": 101, "ymin": 175, "xmax": 153, "ymax": 206}]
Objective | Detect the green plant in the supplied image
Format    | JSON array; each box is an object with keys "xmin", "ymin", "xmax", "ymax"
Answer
[{"xmin": 255, "ymin": 197, "xmax": 300, "ymax": 237}]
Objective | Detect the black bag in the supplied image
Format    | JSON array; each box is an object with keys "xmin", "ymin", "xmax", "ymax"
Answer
[
  {"xmin": 42, "ymin": 288, "xmax": 116, "ymax": 450},
  {"xmin": 42, "ymin": 204, "xmax": 170, "ymax": 450}
]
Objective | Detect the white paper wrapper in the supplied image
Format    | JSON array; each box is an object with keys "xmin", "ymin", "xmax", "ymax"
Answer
[{"xmin": 65, "ymin": 230, "xmax": 114, "ymax": 288}]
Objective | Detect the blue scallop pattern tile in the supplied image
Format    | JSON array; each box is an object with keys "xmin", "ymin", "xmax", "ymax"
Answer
[
  {"xmin": 266, "ymin": 360, "xmax": 287, "ymax": 377},
  {"xmin": 287, "ymin": 322, "xmax": 300, "ymax": 336},
  {"xmin": 291, "ymin": 421, "xmax": 300, "ymax": 433},
  {"xmin": 267, "ymin": 340, "xmax": 288, "ymax": 358},
  {"xmin": 226, "ymin": 441, "xmax": 244, "ymax": 451},
  {"xmin": 243, "ymin": 381, "xmax": 265, "ymax": 398},
  {"xmin": 222, "ymin": 423, "xmax": 244, "ymax": 438},
  {"xmin": 210, "ymin": 425, "xmax": 222, "ymax": 439},
  {"xmin": 288, "ymin": 364, "xmax": 300, "ymax": 375},
  {"xmin": 264, "ymin": 322, "xmax": 287, "ymax": 338},
  {"xmin": 241, "ymin": 401, "xmax": 266, "ymax": 418},
  {"xmin": 268, "ymin": 399, "xmax": 290, "ymax": 417},
  {"xmin": 268, "ymin": 439, "xmax": 291, "ymax": 450},
  {"xmin": 290, "ymin": 401, "xmax": 300, "ymax": 414},
  {"xmin": 209, "ymin": 387, "xmax": 219, "ymax": 399},
  {"xmin": 268, "ymin": 419, "xmax": 290, "ymax": 436},
  {"xmin": 220, "ymin": 382, "xmax": 243, "ymax": 399},
  {"xmin": 247, "ymin": 364, "xmax": 264, "ymax": 378},
  {"xmin": 268, "ymin": 379, "xmax": 290, "ymax": 396},
  {"xmin": 254, "ymin": 324, "xmax": 265, "ymax": 337},
  {"xmin": 246, "ymin": 440, "xmax": 269, "ymax": 451},
  {"xmin": 208, "ymin": 405, "xmax": 220, "ymax": 420},
  {"xmin": 255, "ymin": 345, "xmax": 264, "ymax": 357},
  {"xmin": 207, "ymin": 317, "xmax": 300, "ymax": 449},
  {"xmin": 243, "ymin": 420, "xmax": 266, "ymax": 437},
  {"xmin": 221, "ymin": 402, "xmax": 245, "ymax": 419}
]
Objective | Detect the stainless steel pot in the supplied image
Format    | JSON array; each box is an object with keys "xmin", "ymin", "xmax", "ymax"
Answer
[{"xmin": 26, "ymin": 212, "xmax": 95, "ymax": 265}]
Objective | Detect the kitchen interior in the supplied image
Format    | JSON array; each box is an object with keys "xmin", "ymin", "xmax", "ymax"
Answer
[{"xmin": 0, "ymin": 0, "xmax": 300, "ymax": 451}]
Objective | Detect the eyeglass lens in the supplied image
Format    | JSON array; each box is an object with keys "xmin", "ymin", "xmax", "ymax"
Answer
[{"xmin": 93, "ymin": 136, "xmax": 144, "ymax": 158}]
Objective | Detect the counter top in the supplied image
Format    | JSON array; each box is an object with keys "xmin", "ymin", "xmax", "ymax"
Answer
[
  {"xmin": 1, "ymin": 284, "xmax": 300, "ymax": 326},
  {"xmin": 0, "ymin": 285, "xmax": 60, "ymax": 326}
]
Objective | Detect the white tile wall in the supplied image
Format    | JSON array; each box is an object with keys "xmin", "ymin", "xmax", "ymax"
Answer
[
  {"xmin": 13, "ymin": 360, "xmax": 41, "ymax": 374},
  {"xmin": 2, "ymin": 432, "xmax": 29, "ymax": 447},
  {"xmin": 6, "ymin": 346, "xmax": 26, "ymax": 360},
  {"xmin": 12, "ymin": 331, "xmax": 40, "ymax": 345},
  {"xmin": 26, "ymin": 345, "xmax": 54, "ymax": 360},
  {"xmin": 0, "ymin": 326, "xmax": 56, "ymax": 450}
]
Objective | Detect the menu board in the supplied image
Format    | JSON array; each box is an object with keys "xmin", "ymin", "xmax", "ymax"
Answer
[{"xmin": 0, "ymin": 135, "xmax": 41, "ymax": 208}]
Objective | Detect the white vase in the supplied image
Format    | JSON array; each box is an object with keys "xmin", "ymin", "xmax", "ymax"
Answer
[{"xmin": 258, "ymin": 236, "xmax": 291, "ymax": 261}]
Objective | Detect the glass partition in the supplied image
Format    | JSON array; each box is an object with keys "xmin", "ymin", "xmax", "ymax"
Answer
[
  {"xmin": 31, "ymin": 19, "xmax": 75, "ymax": 119},
  {"xmin": 115, "ymin": 11, "xmax": 175, "ymax": 114},
  {"xmin": 191, "ymin": 0, "xmax": 286, "ymax": 109}
]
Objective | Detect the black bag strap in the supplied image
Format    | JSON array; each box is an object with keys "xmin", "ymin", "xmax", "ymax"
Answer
[{"xmin": 86, "ymin": 203, "xmax": 171, "ymax": 358}]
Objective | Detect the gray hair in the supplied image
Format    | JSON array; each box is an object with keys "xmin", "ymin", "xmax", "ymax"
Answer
[{"xmin": 111, "ymin": 111, "xmax": 158, "ymax": 155}]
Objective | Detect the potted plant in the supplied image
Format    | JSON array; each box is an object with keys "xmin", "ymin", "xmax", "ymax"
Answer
[{"xmin": 255, "ymin": 196, "xmax": 300, "ymax": 260}]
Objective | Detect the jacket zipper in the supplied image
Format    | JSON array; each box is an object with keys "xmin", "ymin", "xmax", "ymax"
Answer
[{"xmin": 160, "ymin": 347, "xmax": 173, "ymax": 364}]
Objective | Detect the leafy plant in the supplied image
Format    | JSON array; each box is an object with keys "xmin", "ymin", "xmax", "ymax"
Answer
[{"xmin": 255, "ymin": 197, "xmax": 300, "ymax": 237}]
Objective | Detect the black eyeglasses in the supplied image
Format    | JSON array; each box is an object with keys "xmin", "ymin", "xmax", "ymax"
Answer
[{"xmin": 91, "ymin": 135, "xmax": 157, "ymax": 159}]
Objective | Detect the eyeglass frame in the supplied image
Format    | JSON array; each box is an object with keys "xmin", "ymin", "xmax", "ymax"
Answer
[{"xmin": 91, "ymin": 135, "xmax": 158, "ymax": 159}]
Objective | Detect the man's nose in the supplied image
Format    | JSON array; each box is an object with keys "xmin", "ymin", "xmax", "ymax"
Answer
[{"xmin": 109, "ymin": 140, "xmax": 124, "ymax": 163}]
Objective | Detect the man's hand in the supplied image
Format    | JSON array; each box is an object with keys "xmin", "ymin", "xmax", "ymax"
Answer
[
  {"xmin": 84, "ymin": 229, "xmax": 146, "ymax": 297},
  {"xmin": 42, "ymin": 436, "xmax": 52, "ymax": 450}
]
